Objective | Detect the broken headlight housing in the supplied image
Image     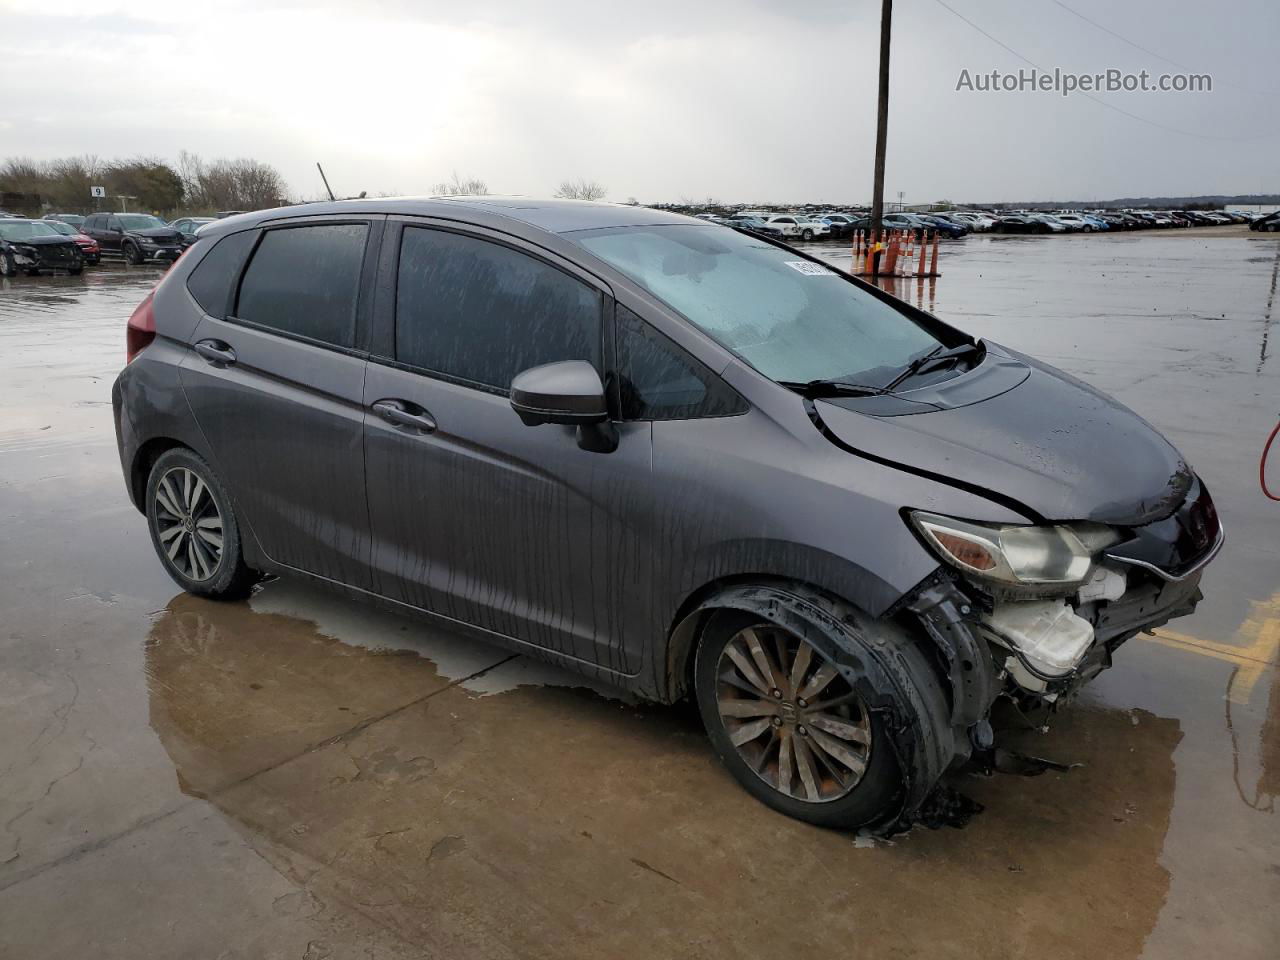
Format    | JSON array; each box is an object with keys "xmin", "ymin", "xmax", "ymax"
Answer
[{"xmin": 909, "ymin": 511, "xmax": 1122, "ymax": 594}]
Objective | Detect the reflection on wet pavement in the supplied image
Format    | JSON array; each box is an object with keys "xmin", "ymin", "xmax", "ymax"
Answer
[
  {"xmin": 142, "ymin": 588, "xmax": 1182, "ymax": 958},
  {"xmin": 1, "ymin": 238, "xmax": 1278, "ymax": 958}
]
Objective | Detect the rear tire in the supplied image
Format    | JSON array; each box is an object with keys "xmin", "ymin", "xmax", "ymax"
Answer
[
  {"xmin": 694, "ymin": 608, "xmax": 941, "ymax": 831},
  {"xmin": 145, "ymin": 447, "xmax": 257, "ymax": 600}
]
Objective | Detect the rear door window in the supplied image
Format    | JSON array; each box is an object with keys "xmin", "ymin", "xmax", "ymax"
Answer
[
  {"xmin": 395, "ymin": 227, "xmax": 601, "ymax": 392},
  {"xmin": 186, "ymin": 231, "xmax": 257, "ymax": 318},
  {"xmin": 234, "ymin": 223, "xmax": 368, "ymax": 349}
]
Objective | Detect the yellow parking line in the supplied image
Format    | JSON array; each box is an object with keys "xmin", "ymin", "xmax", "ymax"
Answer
[{"xmin": 1145, "ymin": 591, "xmax": 1280, "ymax": 704}]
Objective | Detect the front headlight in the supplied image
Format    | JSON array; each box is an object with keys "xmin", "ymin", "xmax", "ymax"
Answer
[{"xmin": 909, "ymin": 511, "xmax": 1122, "ymax": 588}]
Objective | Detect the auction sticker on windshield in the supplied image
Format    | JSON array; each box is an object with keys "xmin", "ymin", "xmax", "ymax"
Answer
[{"xmin": 784, "ymin": 261, "xmax": 836, "ymax": 276}]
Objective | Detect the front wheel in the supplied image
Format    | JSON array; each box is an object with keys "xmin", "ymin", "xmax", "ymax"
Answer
[
  {"xmin": 695, "ymin": 611, "xmax": 931, "ymax": 830},
  {"xmin": 124, "ymin": 241, "xmax": 144, "ymax": 265},
  {"xmin": 0, "ymin": 252, "xmax": 14, "ymax": 277},
  {"xmin": 801, "ymin": 229, "xmax": 814, "ymax": 241},
  {"xmin": 145, "ymin": 448, "xmax": 257, "ymax": 599},
  {"xmin": 68, "ymin": 266, "xmax": 83, "ymax": 276}
]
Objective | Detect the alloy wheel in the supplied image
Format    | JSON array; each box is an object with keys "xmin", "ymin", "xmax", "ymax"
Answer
[
  {"xmin": 153, "ymin": 466, "xmax": 224, "ymax": 582},
  {"xmin": 715, "ymin": 624, "xmax": 872, "ymax": 803}
]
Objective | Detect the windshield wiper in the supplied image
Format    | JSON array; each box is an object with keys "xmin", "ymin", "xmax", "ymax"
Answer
[
  {"xmin": 779, "ymin": 378, "xmax": 892, "ymax": 398},
  {"xmin": 883, "ymin": 340, "xmax": 982, "ymax": 391}
]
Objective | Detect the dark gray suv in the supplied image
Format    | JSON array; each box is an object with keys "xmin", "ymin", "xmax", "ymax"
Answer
[{"xmin": 112, "ymin": 198, "xmax": 1222, "ymax": 833}]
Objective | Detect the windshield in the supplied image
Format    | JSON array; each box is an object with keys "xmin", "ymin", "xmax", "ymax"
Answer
[
  {"xmin": 0, "ymin": 221, "xmax": 61, "ymax": 240},
  {"xmin": 573, "ymin": 224, "xmax": 943, "ymax": 386},
  {"xmin": 118, "ymin": 214, "xmax": 165, "ymax": 230},
  {"xmin": 42, "ymin": 221, "xmax": 76, "ymax": 235}
]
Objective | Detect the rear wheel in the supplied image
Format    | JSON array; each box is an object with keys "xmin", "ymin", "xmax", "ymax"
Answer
[
  {"xmin": 145, "ymin": 448, "xmax": 257, "ymax": 599},
  {"xmin": 695, "ymin": 610, "xmax": 929, "ymax": 830}
]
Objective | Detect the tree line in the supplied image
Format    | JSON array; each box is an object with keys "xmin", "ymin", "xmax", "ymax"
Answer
[
  {"xmin": 1, "ymin": 155, "xmax": 612, "ymax": 217},
  {"xmin": 0, "ymin": 153, "xmax": 288, "ymax": 217}
]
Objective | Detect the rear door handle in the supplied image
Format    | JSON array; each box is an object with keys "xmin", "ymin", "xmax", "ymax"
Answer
[
  {"xmin": 372, "ymin": 399, "xmax": 437, "ymax": 434},
  {"xmin": 193, "ymin": 339, "xmax": 236, "ymax": 366}
]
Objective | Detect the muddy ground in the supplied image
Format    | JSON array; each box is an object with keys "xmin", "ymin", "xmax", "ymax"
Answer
[{"xmin": 1, "ymin": 227, "xmax": 1277, "ymax": 959}]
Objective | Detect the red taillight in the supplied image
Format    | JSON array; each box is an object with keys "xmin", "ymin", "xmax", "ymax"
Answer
[{"xmin": 126, "ymin": 291, "xmax": 156, "ymax": 363}]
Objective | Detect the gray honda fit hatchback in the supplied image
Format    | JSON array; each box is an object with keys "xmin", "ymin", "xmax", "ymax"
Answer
[{"xmin": 113, "ymin": 198, "xmax": 1222, "ymax": 832}]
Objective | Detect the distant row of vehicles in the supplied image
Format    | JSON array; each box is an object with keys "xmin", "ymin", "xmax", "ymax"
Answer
[
  {"xmin": 0, "ymin": 212, "xmax": 219, "ymax": 276},
  {"xmin": 696, "ymin": 207, "xmax": 1278, "ymax": 241}
]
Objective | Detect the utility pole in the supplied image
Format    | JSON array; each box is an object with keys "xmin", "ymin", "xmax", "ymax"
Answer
[{"xmin": 870, "ymin": 0, "xmax": 893, "ymax": 243}]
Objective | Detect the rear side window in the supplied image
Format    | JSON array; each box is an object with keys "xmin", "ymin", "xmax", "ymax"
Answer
[
  {"xmin": 395, "ymin": 227, "xmax": 601, "ymax": 391},
  {"xmin": 616, "ymin": 306, "xmax": 746, "ymax": 420},
  {"xmin": 186, "ymin": 231, "xmax": 256, "ymax": 318},
  {"xmin": 235, "ymin": 223, "xmax": 367, "ymax": 349}
]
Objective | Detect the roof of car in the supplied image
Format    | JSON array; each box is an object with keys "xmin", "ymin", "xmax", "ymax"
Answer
[{"xmin": 204, "ymin": 196, "xmax": 697, "ymax": 239}]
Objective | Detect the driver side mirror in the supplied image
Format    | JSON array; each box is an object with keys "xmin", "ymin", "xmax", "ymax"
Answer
[{"xmin": 510, "ymin": 361, "xmax": 617, "ymax": 453}]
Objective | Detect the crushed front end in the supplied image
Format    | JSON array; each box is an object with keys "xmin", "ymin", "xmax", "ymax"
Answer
[{"xmin": 903, "ymin": 476, "xmax": 1223, "ymax": 759}]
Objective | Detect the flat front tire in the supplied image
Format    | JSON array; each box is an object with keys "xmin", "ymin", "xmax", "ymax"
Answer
[
  {"xmin": 695, "ymin": 609, "xmax": 938, "ymax": 831},
  {"xmin": 145, "ymin": 447, "xmax": 257, "ymax": 600}
]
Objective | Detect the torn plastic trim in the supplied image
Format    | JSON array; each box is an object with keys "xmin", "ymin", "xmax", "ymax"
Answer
[
  {"xmin": 804, "ymin": 398, "xmax": 1046, "ymax": 524},
  {"xmin": 901, "ymin": 575, "xmax": 999, "ymax": 729},
  {"xmin": 676, "ymin": 581, "xmax": 956, "ymax": 834}
]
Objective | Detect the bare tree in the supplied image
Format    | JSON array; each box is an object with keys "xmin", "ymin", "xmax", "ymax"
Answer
[
  {"xmin": 555, "ymin": 178, "xmax": 607, "ymax": 201},
  {"xmin": 432, "ymin": 171, "xmax": 488, "ymax": 196},
  {"xmin": 177, "ymin": 153, "xmax": 288, "ymax": 212}
]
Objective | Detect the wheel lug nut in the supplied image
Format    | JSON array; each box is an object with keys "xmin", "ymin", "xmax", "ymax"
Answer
[
  {"xmin": 771, "ymin": 689, "xmax": 782, "ymax": 699},
  {"xmin": 771, "ymin": 716, "xmax": 782, "ymax": 727},
  {"xmin": 798, "ymin": 725, "xmax": 808, "ymax": 736},
  {"xmin": 797, "ymin": 698, "xmax": 807, "ymax": 708}
]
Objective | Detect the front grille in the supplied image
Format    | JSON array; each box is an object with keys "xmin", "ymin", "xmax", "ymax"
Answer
[{"xmin": 41, "ymin": 245, "xmax": 73, "ymax": 261}]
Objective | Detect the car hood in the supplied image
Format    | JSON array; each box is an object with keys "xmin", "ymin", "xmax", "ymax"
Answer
[
  {"xmin": 811, "ymin": 343, "xmax": 1192, "ymax": 526},
  {"xmin": 12, "ymin": 236, "xmax": 79, "ymax": 248},
  {"xmin": 130, "ymin": 227, "xmax": 182, "ymax": 240}
]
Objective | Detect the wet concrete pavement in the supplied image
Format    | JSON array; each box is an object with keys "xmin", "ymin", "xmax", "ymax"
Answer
[{"xmin": 1, "ymin": 229, "xmax": 1277, "ymax": 958}]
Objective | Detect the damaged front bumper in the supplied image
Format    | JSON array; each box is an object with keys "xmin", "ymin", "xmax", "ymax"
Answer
[{"xmin": 904, "ymin": 499, "xmax": 1222, "ymax": 757}]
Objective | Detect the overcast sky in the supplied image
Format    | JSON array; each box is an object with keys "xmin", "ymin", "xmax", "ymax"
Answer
[{"xmin": 2, "ymin": 0, "xmax": 1276, "ymax": 204}]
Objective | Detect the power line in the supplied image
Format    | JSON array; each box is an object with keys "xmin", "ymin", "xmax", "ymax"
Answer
[
  {"xmin": 931, "ymin": 0, "xmax": 1275, "ymax": 142},
  {"xmin": 1048, "ymin": 0, "xmax": 1194, "ymax": 73},
  {"xmin": 1049, "ymin": 0, "xmax": 1278, "ymax": 97}
]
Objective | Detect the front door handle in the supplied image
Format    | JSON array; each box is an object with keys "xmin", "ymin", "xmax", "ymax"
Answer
[
  {"xmin": 372, "ymin": 399, "xmax": 437, "ymax": 434},
  {"xmin": 193, "ymin": 339, "xmax": 236, "ymax": 366}
]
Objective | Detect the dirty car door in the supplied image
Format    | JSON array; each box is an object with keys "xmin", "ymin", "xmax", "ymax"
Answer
[
  {"xmin": 363, "ymin": 220, "xmax": 651, "ymax": 674},
  {"xmin": 179, "ymin": 217, "xmax": 382, "ymax": 589}
]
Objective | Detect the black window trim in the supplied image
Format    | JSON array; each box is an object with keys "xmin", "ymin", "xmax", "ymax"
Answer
[
  {"xmin": 213, "ymin": 215, "xmax": 385, "ymax": 360},
  {"xmin": 611, "ymin": 304, "xmax": 749, "ymax": 423},
  {"xmin": 372, "ymin": 216, "xmax": 614, "ymax": 401}
]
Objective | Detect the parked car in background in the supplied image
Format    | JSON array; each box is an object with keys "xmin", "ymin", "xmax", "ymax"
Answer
[
  {"xmin": 915, "ymin": 214, "xmax": 969, "ymax": 238},
  {"xmin": 40, "ymin": 219, "xmax": 101, "ymax": 263},
  {"xmin": 114, "ymin": 197, "xmax": 1223, "ymax": 834},
  {"xmin": 1251, "ymin": 211, "xmax": 1280, "ymax": 232},
  {"xmin": 766, "ymin": 215, "xmax": 828, "ymax": 240},
  {"xmin": 991, "ymin": 214, "xmax": 1052, "ymax": 234},
  {"xmin": 724, "ymin": 215, "xmax": 785, "ymax": 238},
  {"xmin": 46, "ymin": 213, "xmax": 86, "ymax": 228},
  {"xmin": 0, "ymin": 219, "xmax": 85, "ymax": 276},
  {"xmin": 1053, "ymin": 213, "xmax": 1099, "ymax": 231},
  {"xmin": 949, "ymin": 212, "xmax": 996, "ymax": 231},
  {"xmin": 82, "ymin": 213, "xmax": 184, "ymax": 265},
  {"xmin": 170, "ymin": 217, "xmax": 217, "ymax": 248}
]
